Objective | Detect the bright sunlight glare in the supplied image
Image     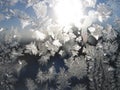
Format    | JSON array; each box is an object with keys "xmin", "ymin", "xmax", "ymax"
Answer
[{"xmin": 54, "ymin": 0, "xmax": 84, "ymax": 26}]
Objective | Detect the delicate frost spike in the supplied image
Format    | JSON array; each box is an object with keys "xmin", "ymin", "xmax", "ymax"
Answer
[
  {"xmin": 32, "ymin": 30, "xmax": 46, "ymax": 41},
  {"xmin": 26, "ymin": 42, "xmax": 38, "ymax": 55},
  {"xmin": 98, "ymin": 15, "xmax": 103, "ymax": 22},
  {"xmin": 33, "ymin": 1, "xmax": 47, "ymax": 18},
  {"xmin": 9, "ymin": 9, "xmax": 16, "ymax": 15},
  {"xmin": 53, "ymin": 40, "xmax": 62, "ymax": 47},
  {"xmin": 5, "ymin": 15, "xmax": 11, "ymax": 20},
  {"xmin": 18, "ymin": 60, "xmax": 22, "ymax": 65},
  {"xmin": 0, "ymin": 28, "xmax": 4, "ymax": 32},
  {"xmin": 88, "ymin": 27, "xmax": 96, "ymax": 33},
  {"xmin": 20, "ymin": 19, "xmax": 31, "ymax": 29}
]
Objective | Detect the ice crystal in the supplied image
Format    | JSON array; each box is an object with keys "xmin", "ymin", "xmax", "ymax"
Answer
[
  {"xmin": 25, "ymin": 42, "xmax": 38, "ymax": 55},
  {"xmin": 57, "ymin": 68, "xmax": 71, "ymax": 90},
  {"xmin": 35, "ymin": 41, "xmax": 48, "ymax": 56},
  {"xmin": 88, "ymin": 24, "xmax": 103, "ymax": 40},
  {"xmin": 32, "ymin": 30, "xmax": 47, "ymax": 41},
  {"xmin": 103, "ymin": 24, "xmax": 118, "ymax": 41},
  {"xmin": 47, "ymin": 23, "xmax": 62, "ymax": 40},
  {"xmin": 26, "ymin": 79, "xmax": 37, "ymax": 90},
  {"xmin": 97, "ymin": 3, "xmax": 112, "ymax": 22},
  {"xmin": 52, "ymin": 39, "xmax": 62, "ymax": 47},
  {"xmin": 65, "ymin": 57, "xmax": 87, "ymax": 79},
  {"xmin": 0, "ymin": 0, "xmax": 120, "ymax": 90},
  {"xmin": 103, "ymin": 41, "xmax": 118, "ymax": 55},
  {"xmin": 33, "ymin": 1, "xmax": 47, "ymax": 18},
  {"xmin": 0, "ymin": 28, "xmax": 4, "ymax": 32},
  {"xmin": 45, "ymin": 38, "xmax": 60, "ymax": 55},
  {"xmin": 36, "ymin": 67, "xmax": 56, "ymax": 83},
  {"xmin": 20, "ymin": 19, "xmax": 31, "ymax": 29},
  {"xmin": 38, "ymin": 54, "xmax": 50, "ymax": 65}
]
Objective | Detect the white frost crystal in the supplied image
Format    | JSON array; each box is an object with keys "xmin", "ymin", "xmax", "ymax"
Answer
[
  {"xmin": 32, "ymin": 30, "xmax": 46, "ymax": 41},
  {"xmin": 0, "ymin": 28, "xmax": 4, "ymax": 32},
  {"xmin": 62, "ymin": 33, "xmax": 70, "ymax": 43},
  {"xmin": 97, "ymin": 3, "xmax": 112, "ymax": 22},
  {"xmin": 73, "ymin": 44, "xmax": 81, "ymax": 51},
  {"xmin": 88, "ymin": 27, "xmax": 96, "ymax": 33},
  {"xmin": 108, "ymin": 66, "xmax": 115, "ymax": 71},
  {"xmin": 47, "ymin": 24, "xmax": 62, "ymax": 39},
  {"xmin": 26, "ymin": 42, "xmax": 38, "ymax": 55},
  {"xmin": 33, "ymin": 2, "xmax": 47, "ymax": 18},
  {"xmin": 62, "ymin": 25, "xmax": 72, "ymax": 33},
  {"xmin": 88, "ymin": 24, "xmax": 103, "ymax": 40},
  {"xmin": 20, "ymin": 19, "xmax": 31, "ymax": 29},
  {"xmin": 68, "ymin": 32, "xmax": 76, "ymax": 39},
  {"xmin": 45, "ymin": 41, "xmax": 59, "ymax": 56},
  {"xmin": 103, "ymin": 24, "xmax": 117, "ymax": 41},
  {"xmin": 76, "ymin": 36, "xmax": 82, "ymax": 43},
  {"xmin": 53, "ymin": 40, "xmax": 62, "ymax": 47}
]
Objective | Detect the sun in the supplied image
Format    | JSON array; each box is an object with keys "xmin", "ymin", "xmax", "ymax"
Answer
[{"xmin": 54, "ymin": 0, "xmax": 84, "ymax": 26}]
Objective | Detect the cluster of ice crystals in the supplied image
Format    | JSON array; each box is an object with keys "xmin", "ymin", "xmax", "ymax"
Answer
[
  {"xmin": 20, "ymin": 19, "xmax": 31, "ymax": 29},
  {"xmin": 97, "ymin": 3, "xmax": 112, "ymax": 22},
  {"xmin": 32, "ymin": 30, "xmax": 47, "ymax": 41},
  {"xmin": 88, "ymin": 24, "xmax": 103, "ymax": 40},
  {"xmin": 52, "ymin": 39, "xmax": 62, "ymax": 47},
  {"xmin": 0, "ymin": 0, "xmax": 120, "ymax": 90},
  {"xmin": 25, "ymin": 42, "xmax": 38, "ymax": 55},
  {"xmin": 45, "ymin": 40, "xmax": 59, "ymax": 56},
  {"xmin": 103, "ymin": 24, "xmax": 118, "ymax": 41},
  {"xmin": 47, "ymin": 24, "xmax": 62, "ymax": 39}
]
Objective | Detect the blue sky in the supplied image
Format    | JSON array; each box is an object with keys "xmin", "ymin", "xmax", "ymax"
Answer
[{"xmin": 0, "ymin": 1, "xmax": 36, "ymax": 29}]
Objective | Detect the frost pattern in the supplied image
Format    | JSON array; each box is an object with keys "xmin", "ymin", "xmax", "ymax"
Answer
[
  {"xmin": 97, "ymin": 3, "xmax": 112, "ymax": 22},
  {"xmin": 33, "ymin": 1, "xmax": 47, "ymax": 18},
  {"xmin": 0, "ymin": 0, "xmax": 120, "ymax": 90},
  {"xmin": 25, "ymin": 42, "xmax": 38, "ymax": 55}
]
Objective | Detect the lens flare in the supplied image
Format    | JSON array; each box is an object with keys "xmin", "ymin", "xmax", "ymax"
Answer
[{"xmin": 54, "ymin": 0, "xmax": 84, "ymax": 26}]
